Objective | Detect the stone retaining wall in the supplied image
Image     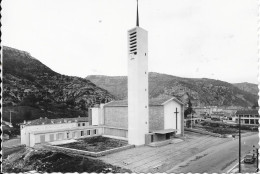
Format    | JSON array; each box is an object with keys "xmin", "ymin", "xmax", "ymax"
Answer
[{"xmin": 43, "ymin": 144, "xmax": 134, "ymax": 157}]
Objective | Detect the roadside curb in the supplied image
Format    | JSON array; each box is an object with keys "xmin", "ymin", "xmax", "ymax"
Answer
[{"xmin": 226, "ymin": 159, "xmax": 245, "ymax": 173}]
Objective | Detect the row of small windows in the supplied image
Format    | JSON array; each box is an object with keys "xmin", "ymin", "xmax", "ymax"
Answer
[
  {"xmin": 78, "ymin": 122, "xmax": 86, "ymax": 127},
  {"xmin": 81, "ymin": 129, "xmax": 97, "ymax": 136},
  {"xmin": 39, "ymin": 129, "xmax": 98, "ymax": 143},
  {"xmin": 236, "ymin": 115, "xmax": 259, "ymax": 118}
]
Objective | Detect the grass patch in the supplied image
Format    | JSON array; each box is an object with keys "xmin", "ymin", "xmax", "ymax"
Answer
[{"xmin": 56, "ymin": 136, "xmax": 128, "ymax": 152}]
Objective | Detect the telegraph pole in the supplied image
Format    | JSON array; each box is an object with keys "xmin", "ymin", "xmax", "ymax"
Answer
[
  {"xmin": 191, "ymin": 114, "xmax": 193, "ymax": 129},
  {"xmin": 239, "ymin": 114, "xmax": 241, "ymax": 173},
  {"xmin": 257, "ymin": 148, "xmax": 259, "ymax": 172},
  {"xmin": 9, "ymin": 110, "xmax": 15, "ymax": 125}
]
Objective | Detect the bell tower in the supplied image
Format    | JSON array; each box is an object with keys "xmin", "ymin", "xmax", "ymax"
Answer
[{"xmin": 127, "ymin": 0, "xmax": 149, "ymax": 145}]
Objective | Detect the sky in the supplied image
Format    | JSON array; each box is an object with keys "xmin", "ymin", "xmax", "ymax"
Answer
[{"xmin": 2, "ymin": 0, "xmax": 259, "ymax": 84}]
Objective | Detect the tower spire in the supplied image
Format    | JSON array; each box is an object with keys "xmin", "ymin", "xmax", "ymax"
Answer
[{"xmin": 136, "ymin": 0, "xmax": 139, "ymax": 26}]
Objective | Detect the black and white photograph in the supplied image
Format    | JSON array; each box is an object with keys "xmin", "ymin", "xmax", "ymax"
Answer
[{"xmin": 1, "ymin": 0, "xmax": 259, "ymax": 173}]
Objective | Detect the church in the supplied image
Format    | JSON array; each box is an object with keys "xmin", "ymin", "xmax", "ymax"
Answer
[
  {"xmin": 89, "ymin": 1, "xmax": 185, "ymax": 146},
  {"xmin": 20, "ymin": 1, "xmax": 185, "ymax": 147},
  {"xmin": 89, "ymin": 96, "xmax": 184, "ymax": 146}
]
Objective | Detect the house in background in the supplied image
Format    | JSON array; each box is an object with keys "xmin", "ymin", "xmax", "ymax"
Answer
[{"xmin": 232, "ymin": 109, "xmax": 259, "ymax": 125}]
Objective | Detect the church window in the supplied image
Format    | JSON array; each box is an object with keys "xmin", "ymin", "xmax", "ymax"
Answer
[
  {"xmin": 87, "ymin": 130, "xmax": 90, "ymax": 135},
  {"xmin": 93, "ymin": 129, "xmax": 97, "ymax": 134},
  {"xmin": 129, "ymin": 32, "xmax": 136, "ymax": 36},
  {"xmin": 130, "ymin": 45, "xmax": 136, "ymax": 49},
  {"xmin": 145, "ymin": 89, "xmax": 146, "ymax": 91},
  {"xmin": 130, "ymin": 41, "xmax": 136, "ymax": 45},
  {"xmin": 145, "ymin": 53, "xmax": 146, "ymax": 56},
  {"xmin": 78, "ymin": 123, "xmax": 80, "ymax": 127},
  {"xmin": 81, "ymin": 131, "xmax": 84, "ymax": 136},
  {"xmin": 130, "ymin": 38, "xmax": 136, "ymax": 42},
  {"xmin": 145, "ymin": 71, "xmax": 146, "ymax": 74},
  {"xmin": 83, "ymin": 123, "xmax": 85, "ymax": 126},
  {"xmin": 130, "ymin": 34, "xmax": 136, "ymax": 39},
  {"xmin": 130, "ymin": 48, "xmax": 137, "ymax": 52}
]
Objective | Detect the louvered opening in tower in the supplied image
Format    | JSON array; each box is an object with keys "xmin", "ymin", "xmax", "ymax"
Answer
[{"xmin": 129, "ymin": 31, "xmax": 137, "ymax": 55}]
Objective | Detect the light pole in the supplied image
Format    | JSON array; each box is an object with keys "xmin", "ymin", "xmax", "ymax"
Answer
[{"xmin": 239, "ymin": 114, "xmax": 241, "ymax": 173}]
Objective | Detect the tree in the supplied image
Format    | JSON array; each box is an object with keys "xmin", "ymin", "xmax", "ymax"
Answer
[
  {"xmin": 184, "ymin": 99, "xmax": 195, "ymax": 119},
  {"xmin": 252, "ymin": 102, "xmax": 259, "ymax": 109},
  {"xmin": 23, "ymin": 110, "xmax": 32, "ymax": 120}
]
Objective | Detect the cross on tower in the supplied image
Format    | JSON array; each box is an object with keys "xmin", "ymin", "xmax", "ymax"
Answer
[{"xmin": 174, "ymin": 108, "xmax": 179, "ymax": 130}]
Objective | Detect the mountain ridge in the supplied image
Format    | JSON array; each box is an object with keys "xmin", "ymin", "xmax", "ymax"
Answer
[
  {"xmin": 3, "ymin": 46, "xmax": 114, "ymax": 125},
  {"xmin": 86, "ymin": 72, "xmax": 258, "ymax": 107}
]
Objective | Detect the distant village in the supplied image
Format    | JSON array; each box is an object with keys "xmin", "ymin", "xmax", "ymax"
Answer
[{"xmin": 186, "ymin": 105, "xmax": 259, "ymax": 126}]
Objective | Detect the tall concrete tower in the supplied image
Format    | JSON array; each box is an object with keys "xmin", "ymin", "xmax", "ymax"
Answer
[{"xmin": 128, "ymin": 0, "xmax": 149, "ymax": 146}]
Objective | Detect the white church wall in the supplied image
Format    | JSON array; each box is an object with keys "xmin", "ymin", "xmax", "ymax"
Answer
[
  {"xmin": 99, "ymin": 104, "xmax": 105, "ymax": 125},
  {"xmin": 91, "ymin": 108, "xmax": 99, "ymax": 125},
  {"xmin": 164, "ymin": 100, "xmax": 182, "ymax": 134}
]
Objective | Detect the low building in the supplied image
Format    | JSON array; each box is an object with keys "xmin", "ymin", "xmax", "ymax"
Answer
[
  {"xmin": 193, "ymin": 107, "xmax": 211, "ymax": 116},
  {"xmin": 20, "ymin": 117, "xmax": 101, "ymax": 147},
  {"xmin": 233, "ymin": 109, "xmax": 259, "ymax": 125}
]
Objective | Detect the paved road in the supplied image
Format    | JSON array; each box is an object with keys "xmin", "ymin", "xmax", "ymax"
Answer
[
  {"xmin": 99, "ymin": 132, "xmax": 232, "ymax": 172},
  {"xmin": 168, "ymin": 133, "xmax": 259, "ymax": 173}
]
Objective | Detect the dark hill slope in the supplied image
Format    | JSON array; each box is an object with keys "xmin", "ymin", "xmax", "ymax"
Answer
[
  {"xmin": 86, "ymin": 72, "xmax": 258, "ymax": 107},
  {"xmin": 3, "ymin": 46, "xmax": 114, "ymax": 124}
]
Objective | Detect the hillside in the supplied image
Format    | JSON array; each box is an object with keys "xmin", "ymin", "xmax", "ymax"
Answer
[
  {"xmin": 233, "ymin": 82, "xmax": 258, "ymax": 96},
  {"xmin": 3, "ymin": 46, "xmax": 114, "ymax": 125},
  {"xmin": 86, "ymin": 72, "xmax": 258, "ymax": 107},
  {"xmin": 3, "ymin": 147, "xmax": 131, "ymax": 173}
]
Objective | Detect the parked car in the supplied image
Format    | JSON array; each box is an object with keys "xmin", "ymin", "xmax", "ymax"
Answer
[{"xmin": 244, "ymin": 153, "xmax": 255, "ymax": 164}]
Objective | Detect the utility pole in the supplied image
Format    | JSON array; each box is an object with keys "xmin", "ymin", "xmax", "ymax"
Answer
[
  {"xmin": 191, "ymin": 113, "xmax": 193, "ymax": 129},
  {"xmin": 9, "ymin": 110, "xmax": 15, "ymax": 125},
  {"xmin": 257, "ymin": 148, "xmax": 259, "ymax": 172},
  {"xmin": 239, "ymin": 114, "xmax": 241, "ymax": 173}
]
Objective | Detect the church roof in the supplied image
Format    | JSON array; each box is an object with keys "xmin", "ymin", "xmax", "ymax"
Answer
[{"xmin": 104, "ymin": 96, "xmax": 183, "ymax": 107}]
